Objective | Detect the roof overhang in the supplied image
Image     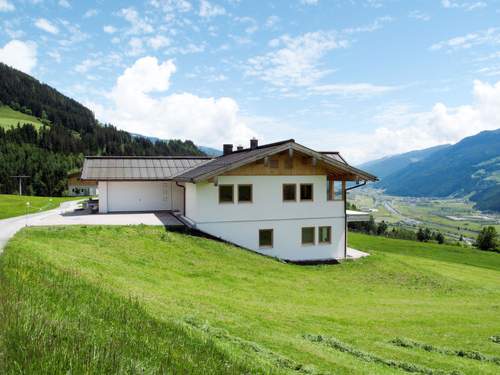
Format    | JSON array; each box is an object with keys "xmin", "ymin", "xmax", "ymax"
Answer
[{"xmin": 174, "ymin": 142, "xmax": 378, "ymax": 183}]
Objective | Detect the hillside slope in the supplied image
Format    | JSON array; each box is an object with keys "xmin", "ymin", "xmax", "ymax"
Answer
[
  {"xmin": 359, "ymin": 144, "xmax": 450, "ymax": 179},
  {"xmin": 0, "ymin": 62, "xmax": 202, "ymax": 196},
  {"xmin": 2, "ymin": 226, "xmax": 500, "ymax": 374},
  {"xmin": 0, "ymin": 105, "xmax": 45, "ymax": 130},
  {"xmin": 379, "ymin": 129, "xmax": 500, "ymax": 211}
]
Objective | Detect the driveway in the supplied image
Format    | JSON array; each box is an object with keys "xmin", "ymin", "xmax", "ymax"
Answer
[{"xmin": 0, "ymin": 202, "xmax": 183, "ymax": 252}]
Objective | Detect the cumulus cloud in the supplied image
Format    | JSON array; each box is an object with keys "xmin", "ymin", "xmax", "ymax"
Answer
[
  {"xmin": 90, "ymin": 57, "xmax": 255, "ymax": 147},
  {"xmin": 35, "ymin": 18, "xmax": 59, "ymax": 34},
  {"xmin": 247, "ymin": 31, "xmax": 348, "ymax": 87},
  {"xmin": 0, "ymin": 40, "xmax": 37, "ymax": 73},
  {"xmin": 0, "ymin": 0, "xmax": 14, "ymax": 12},
  {"xmin": 103, "ymin": 25, "xmax": 117, "ymax": 34},
  {"xmin": 340, "ymin": 80, "xmax": 500, "ymax": 163},
  {"xmin": 199, "ymin": 0, "xmax": 226, "ymax": 18}
]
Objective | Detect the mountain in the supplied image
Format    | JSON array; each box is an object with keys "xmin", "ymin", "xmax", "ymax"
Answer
[
  {"xmin": 358, "ymin": 144, "xmax": 450, "ymax": 179},
  {"xmin": 0, "ymin": 62, "xmax": 202, "ymax": 196},
  {"xmin": 131, "ymin": 133, "xmax": 222, "ymax": 156},
  {"xmin": 378, "ymin": 129, "xmax": 500, "ymax": 211}
]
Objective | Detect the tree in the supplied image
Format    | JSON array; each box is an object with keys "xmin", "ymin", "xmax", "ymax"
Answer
[
  {"xmin": 417, "ymin": 227, "xmax": 432, "ymax": 242},
  {"xmin": 377, "ymin": 220, "xmax": 388, "ymax": 236},
  {"xmin": 476, "ymin": 226, "xmax": 498, "ymax": 251},
  {"xmin": 435, "ymin": 232, "xmax": 445, "ymax": 244}
]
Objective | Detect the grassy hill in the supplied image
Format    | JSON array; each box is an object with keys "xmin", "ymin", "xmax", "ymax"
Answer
[
  {"xmin": 1, "ymin": 226, "xmax": 500, "ymax": 374},
  {"xmin": 0, "ymin": 194, "xmax": 84, "ymax": 220},
  {"xmin": 0, "ymin": 105, "xmax": 45, "ymax": 130}
]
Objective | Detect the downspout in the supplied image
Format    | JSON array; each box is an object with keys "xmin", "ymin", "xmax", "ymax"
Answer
[
  {"xmin": 344, "ymin": 180, "xmax": 367, "ymax": 258},
  {"xmin": 175, "ymin": 181, "xmax": 186, "ymax": 215}
]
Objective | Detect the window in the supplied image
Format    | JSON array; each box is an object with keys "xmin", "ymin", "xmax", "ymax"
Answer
[
  {"xmin": 219, "ymin": 185, "xmax": 234, "ymax": 203},
  {"xmin": 327, "ymin": 179, "xmax": 345, "ymax": 201},
  {"xmin": 259, "ymin": 229, "xmax": 273, "ymax": 248},
  {"xmin": 283, "ymin": 184, "xmax": 296, "ymax": 201},
  {"xmin": 301, "ymin": 227, "xmax": 315, "ymax": 245},
  {"xmin": 318, "ymin": 226, "xmax": 332, "ymax": 244},
  {"xmin": 238, "ymin": 184, "xmax": 252, "ymax": 203},
  {"xmin": 300, "ymin": 184, "xmax": 313, "ymax": 201}
]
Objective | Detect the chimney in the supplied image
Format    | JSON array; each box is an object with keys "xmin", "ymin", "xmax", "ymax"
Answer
[
  {"xmin": 236, "ymin": 145, "xmax": 244, "ymax": 151},
  {"xmin": 223, "ymin": 144, "xmax": 233, "ymax": 155},
  {"xmin": 250, "ymin": 138, "xmax": 258, "ymax": 149}
]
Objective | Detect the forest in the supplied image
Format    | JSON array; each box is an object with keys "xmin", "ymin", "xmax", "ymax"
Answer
[{"xmin": 0, "ymin": 63, "xmax": 203, "ymax": 196}]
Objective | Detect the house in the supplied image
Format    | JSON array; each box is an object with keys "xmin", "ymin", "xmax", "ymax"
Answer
[
  {"xmin": 81, "ymin": 139, "xmax": 377, "ymax": 261},
  {"xmin": 67, "ymin": 171, "xmax": 98, "ymax": 196}
]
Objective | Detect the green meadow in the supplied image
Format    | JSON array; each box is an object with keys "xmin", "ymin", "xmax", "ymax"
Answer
[
  {"xmin": 0, "ymin": 194, "xmax": 84, "ymax": 220},
  {"xmin": 1, "ymin": 227, "xmax": 499, "ymax": 374},
  {"xmin": 0, "ymin": 106, "xmax": 45, "ymax": 130}
]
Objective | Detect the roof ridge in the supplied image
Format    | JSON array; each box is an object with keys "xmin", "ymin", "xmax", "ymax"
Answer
[
  {"xmin": 221, "ymin": 139, "xmax": 295, "ymax": 156},
  {"xmin": 84, "ymin": 155, "xmax": 213, "ymax": 159}
]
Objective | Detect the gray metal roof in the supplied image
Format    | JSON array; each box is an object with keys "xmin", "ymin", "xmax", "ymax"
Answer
[
  {"xmin": 81, "ymin": 156, "xmax": 213, "ymax": 180},
  {"xmin": 174, "ymin": 140, "xmax": 378, "ymax": 182}
]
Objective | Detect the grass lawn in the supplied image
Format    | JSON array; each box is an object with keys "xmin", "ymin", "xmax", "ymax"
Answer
[
  {"xmin": 0, "ymin": 194, "xmax": 85, "ymax": 220},
  {"xmin": 1, "ymin": 227, "xmax": 500, "ymax": 374},
  {"xmin": 0, "ymin": 105, "xmax": 45, "ymax": 130}
]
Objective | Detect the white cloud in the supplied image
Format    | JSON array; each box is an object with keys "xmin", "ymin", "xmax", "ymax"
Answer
[
  {"xmin": 300, "ymin": 0, "xmax": 319, "ymax": 5},
  {"xmin": 148, "ymin": 35, "xmax": 171, "ymax": 49},
  {"xmin": 247, "ymin": 31, "xmax": 348, "ymax": 87},
  {"xmin": 150, "ymin": 0, "xmax": 192, "ymax": 13},
  {"xmin": 431, "ymin": 28, "xmax": 500, "ymax": 51},
  {"xmin": 0, "ymin": 0, "xmax": 14, "ymax": 12},
  {"xmin": 35, "ymin": 18, "xmax": 59, "ymax": 34},
  {"xmin": 90, "ymin": 56, "xmax": 255, "ymax": 147},
  {"xmin": 409, "ymin": 10, "xmax": 430, "ymax": 21},
  {"xmin": 58, "ymin": 0, "xmax": 70, "ymax": 8},
  {"xmin": 310, "ymin": 83, "xmax": 398, "ymax": 97},
  {"xmin": 103, "ymin": 25, "xmax": 117, "ymax": 34},
  {"xmin": 128, "ymin": 37, "xmax": 144, "ymax": 56},
  {"xmin": 0, "ymin": 40, "xmax": 37, "ymax": 73},
  {"xmin": 75, "ymin": 58, "xmax": 100, "ymax": 73},
  {"xmin": 83, "ymin": 9, "xmax": 98, "ymax": 18},
  {"xmin": 344, "ymin": 80, "xmax": 500, "ymax": 163},
  {"xmin": 441, "ymin": 0, "xmax": 486, "ymax": 11},
  {"xmin": 264, "ymin": 15, "xmax": 280, "ymax": 29},
  {"xmin": 119, "ymin": 7, "xmax": 154, "ymax": 34},
  {"xmin": 199, "ymin": 0, "xmax": 226, "ymax": 18},
  {"xmin": 48, "ymin": 50, "xmax": 61, "ymax": 63}
]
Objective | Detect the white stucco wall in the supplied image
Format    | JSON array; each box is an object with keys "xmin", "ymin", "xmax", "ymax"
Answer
[
  {"xmin": 185, "ymin": 175, "xmax": 346, "ymax": 260},
  {"xmin": 98, "ymin": 181, "xmax": 184, "ymax": 213}
]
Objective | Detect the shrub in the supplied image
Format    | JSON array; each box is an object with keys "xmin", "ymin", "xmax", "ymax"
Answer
[{"xmin": 476, "ymin": 226, "xmax": 498, "ymax": 251}]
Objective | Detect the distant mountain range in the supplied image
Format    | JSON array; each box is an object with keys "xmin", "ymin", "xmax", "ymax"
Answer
[
  {"xmin": 131, "ymin": 133, "xmax": 222, "ymax": 156},
  {"xmin": 358, "ymin": 144, "xmax": 450, "ymax": 179},
  {"xmin": 360, "ymin": 129, "xmax": 500, "ymax": 212}
]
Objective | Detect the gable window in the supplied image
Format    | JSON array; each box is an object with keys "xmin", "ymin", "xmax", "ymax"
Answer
[
  {"xmin": 327, "ymin": 179, "xmax": 345, "ymax": 201},
  {"xmin": 283, "ymin": 184, "xmax": 297, "ymax": 201},
  {"xmin": 219, "ymin": 185, "xmax": 234, "ymax": 203},
  {"xmin": 300, "ymin": 184, "xmax": 313, "ymax": 201},
  {"xmin": 318, "ymin": 226, "xmax": 332, "ymax": 244},
  {"xmin": 301, "ymin": 227, "xmax": 315, "ymax": 245},
  {"xmin": 259, "ymin": 229, "xmax": 273, "ymax": 248},
  {"xmin": 238, "ymin": 184, "xmax": 252, "ymax": 203}
]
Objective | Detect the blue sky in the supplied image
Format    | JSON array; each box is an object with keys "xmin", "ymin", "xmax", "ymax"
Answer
[{"xmin": 1, "ymin": 0, "xmax": 500, "ymax": 163}]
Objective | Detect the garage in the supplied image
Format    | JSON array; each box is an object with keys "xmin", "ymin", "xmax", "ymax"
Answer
[{"xmin": 80, "ymin": 155, "xmax": 212, "ymax": 214}]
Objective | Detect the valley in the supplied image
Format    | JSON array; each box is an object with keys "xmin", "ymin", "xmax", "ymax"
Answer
[{"xmin": 350, "ymin": 188, "xmax": 500, "ymax": 244}]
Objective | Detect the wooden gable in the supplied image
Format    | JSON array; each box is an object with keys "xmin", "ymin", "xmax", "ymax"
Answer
[{"xmin": 222, "ymin": 150, "xmax": 357, "ymax": 178}]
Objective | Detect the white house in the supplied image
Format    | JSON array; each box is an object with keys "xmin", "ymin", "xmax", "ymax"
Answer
[{"xmin": 81, "ymin": 139, "xmax": 377, "ymax": 262}]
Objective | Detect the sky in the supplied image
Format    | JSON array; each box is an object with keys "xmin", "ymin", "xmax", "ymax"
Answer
[{"xmin": 1, "ymin": 0, "xmax": 500, "ymax": 163}]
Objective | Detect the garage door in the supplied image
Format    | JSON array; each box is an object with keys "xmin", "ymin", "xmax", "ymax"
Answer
[{"xmin": 107, "ymin": 181, "xmax": 171, "ymax": 212}]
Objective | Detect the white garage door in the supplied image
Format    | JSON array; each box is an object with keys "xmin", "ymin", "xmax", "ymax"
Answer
[{"xmin": 107, "ymin": 181, "xmax": 172, "ymax": 212}]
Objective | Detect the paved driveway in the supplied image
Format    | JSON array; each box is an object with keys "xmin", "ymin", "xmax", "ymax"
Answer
[{"xmin": 0, "ymin": 202, "xmax": 183, "ymax": 252}]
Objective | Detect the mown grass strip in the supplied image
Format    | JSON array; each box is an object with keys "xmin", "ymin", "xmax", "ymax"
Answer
[
  {"xmin": 390, "ymin": 337, "xmax": 500, "ymax": 365},
  {"xmin": 303, "ymin": 334, "xmax": 462, "ymax": 375},
  {"xmin": 0, "ymin": 250, "xmax": 276, "ymax": 374},
  {"xmin": 184, "ymin": 318, "xmax": 324, "ymax": 375}
]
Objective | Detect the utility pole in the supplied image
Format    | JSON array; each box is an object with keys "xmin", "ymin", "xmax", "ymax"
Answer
[{"xmin": 10, "ymin": 175, "xmax": 30, "ymax": 196}]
